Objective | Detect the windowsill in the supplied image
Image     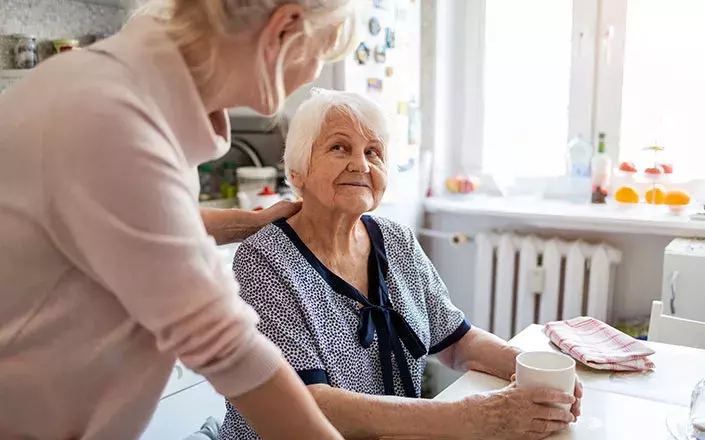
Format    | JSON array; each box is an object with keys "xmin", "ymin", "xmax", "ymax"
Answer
[{"xmin": 424, "ymin": 195, "xmax": 705, "ymax": 237}]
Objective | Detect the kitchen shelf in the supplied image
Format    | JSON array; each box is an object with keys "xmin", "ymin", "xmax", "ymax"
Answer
[
  {"xmin": 74, "ymin": 0, "xmax": 126, "ymax": 7},
  {"xmin": 0, "ymin": 69, "xmax": 30, "ymax": 79},
  {"xmin": 425, "ymin": 195, "xmax": 705, "ymax": 237}
]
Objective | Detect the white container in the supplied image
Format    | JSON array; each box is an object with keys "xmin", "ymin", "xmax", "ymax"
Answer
[
  {"xmin": 516, "ymin": 351, "xmax": 576, "ymax": 411},
  {"xmin": 236, "ymin": 166, "xmax": 277, "ymax": 194},
  {"xmin": 236, "ymin": 167, "xmax": 280, "ymax": 211},
  {"xmin": 661, "ymin": 238, "xmax": 705, "ymax": 322}
]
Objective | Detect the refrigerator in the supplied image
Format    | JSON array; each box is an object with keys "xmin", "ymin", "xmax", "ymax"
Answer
[{"xmin": 288, "ymin": 0, "xmax": 425, "ymax": 231}]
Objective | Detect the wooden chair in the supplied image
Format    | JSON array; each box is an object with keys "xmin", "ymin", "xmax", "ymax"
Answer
[{"xmin": 648, "ymin": 301, "xmax": 705, "ymax": 350}]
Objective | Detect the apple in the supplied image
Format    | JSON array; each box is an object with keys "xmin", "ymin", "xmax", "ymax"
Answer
[
  {"xmin": 659, "ymin": 163, "xmax": 674, "ymax": 174},
  {"xmin": 645, "ymin": 166, "xmax": 665, "ymax": 176},
  {"xmin": 618, "ymin": 161, "xmax": 637, "ymax": 173}
]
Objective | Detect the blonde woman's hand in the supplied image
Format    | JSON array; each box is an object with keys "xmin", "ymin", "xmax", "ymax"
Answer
[
  {"xmin": 453, "ymin": 383, "xmax": 576, "ymax": 440},
  {"xmin": 257, "ymin": 200, "xmax": 302, "ymax": 224}
]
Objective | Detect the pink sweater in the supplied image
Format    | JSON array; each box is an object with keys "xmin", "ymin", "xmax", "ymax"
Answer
[{"xmin": 0, "ymin": 17, "xmax": 283, "ymax": 440}]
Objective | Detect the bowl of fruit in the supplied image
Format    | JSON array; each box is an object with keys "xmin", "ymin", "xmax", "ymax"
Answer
[
  {"xmin": 645, "ymin": 184, "xmax": 666, "ymax": 205},
  {"xmin": 617, "ymin": 161, "xmax": 638, "ymax": 178},
  {"xmin": 665, "ymin": 190, "xmax": 691, "ymax": 214},
  {"xmin": 614, "ymin": 185, "xmax": 640, "ymax": 208}
]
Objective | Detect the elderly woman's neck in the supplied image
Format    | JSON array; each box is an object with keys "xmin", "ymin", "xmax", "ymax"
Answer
[{"xmin": 290, "ymin": 206, "xmax": 367, "ymax": 253}]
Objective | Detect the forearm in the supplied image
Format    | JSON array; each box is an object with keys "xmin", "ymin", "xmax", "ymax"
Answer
[
  {"xmin": 441, "ymin": 327, "xmax": 520, "ymax": 381},
  {"xmin": 200, "ymin": 207, "xmax": 261, "ymax": 245},
  {"xmin": 231, "ymin": 366, "xmax": 342, "ymax": 440},
  {"xmin": 309, "ymin": 384, "xmax": 456, "ymax": 439}
]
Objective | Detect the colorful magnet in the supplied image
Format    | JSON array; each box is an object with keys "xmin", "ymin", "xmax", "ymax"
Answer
[
  {"xmin": 373, "ymin": 0, "xmax": 391, "ymax": 10},
  {"xmin": 397, "ymin": 101, "xmax": 409, "ymax": 115},
  {"xmin": 368, "ymin": 17, "xmax": 381, "ymax": 36},
  {"xmin": 374, "ymin": 45, "xmax": 386, "ymax": 63},
  {"xmin": 354, "ymin": 42, "xmax": 370, "ymax": 65},
  {"xmin": 385, "ymin": 28, "xmax": 396, "ymax": 49},
  {"xmin": 367, "ymin": 78, "xmax": 383, "ymax": 92},
  {"xmin": 385, "ymin": 66, "xmax": 394, "ymax": 77}
]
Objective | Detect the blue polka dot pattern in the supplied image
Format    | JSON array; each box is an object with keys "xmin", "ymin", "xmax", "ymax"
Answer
[{"xmin": 219, "ymin": 216, "xmax": 469, "ymax": 439}]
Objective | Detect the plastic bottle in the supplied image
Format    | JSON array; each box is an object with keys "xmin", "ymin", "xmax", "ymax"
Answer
[
  {"xmin": 220, "ymin": 161, "xmax": 237, "ymax": 199},
  {"xmin": 566, "ymin": 135, "xmax": 592, "ymax": 178},
  {"xmin": 591, "ymin": 133, "xmax": 612, "ymax": 204}
]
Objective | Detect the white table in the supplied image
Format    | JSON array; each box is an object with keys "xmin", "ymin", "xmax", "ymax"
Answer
[{"xmin": 435, "ymin": 325, "xmax": 705, "ymax": 439}]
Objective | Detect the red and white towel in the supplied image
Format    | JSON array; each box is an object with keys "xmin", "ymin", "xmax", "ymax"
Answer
[{"xmin": 543, "ymin": 317, "xmax": 655, "ymax": 371}]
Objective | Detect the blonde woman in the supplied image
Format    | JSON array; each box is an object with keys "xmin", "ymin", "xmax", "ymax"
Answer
[{"xmin": 0, "ymin": 1, "xmax": 356, "ymax": 439}]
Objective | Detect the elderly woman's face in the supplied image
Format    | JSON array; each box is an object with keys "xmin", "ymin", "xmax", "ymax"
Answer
[{"xmin": 301, "ymin": 110, "xmax": 387, "ymax": 214}]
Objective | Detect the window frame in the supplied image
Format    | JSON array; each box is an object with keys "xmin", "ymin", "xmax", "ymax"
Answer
[{"xmin": 459, "ymin": 0, "xmax": 602, "ymax": 176}]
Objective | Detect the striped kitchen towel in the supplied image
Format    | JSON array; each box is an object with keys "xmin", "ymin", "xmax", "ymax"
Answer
[{"xmin": 543, "ymin": 317, "xmax": 655, "ymax": 371}]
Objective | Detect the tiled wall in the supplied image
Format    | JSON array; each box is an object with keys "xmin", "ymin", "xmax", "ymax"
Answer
[{"xmin": 0, "ymin": 0, "xmax": 123, "ymax": 40}]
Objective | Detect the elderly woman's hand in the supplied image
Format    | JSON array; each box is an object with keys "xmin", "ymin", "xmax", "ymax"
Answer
[
  {"xmin": 572, "ymin": 376, "xmax": 583, "ymax": 419},
  {"xmin": 454, "ymin": 383, "xmax": 576, "ymax": 440},
  {"xmin": 509, "ymin": 372, "xmax": 583, "ymax": 420}
]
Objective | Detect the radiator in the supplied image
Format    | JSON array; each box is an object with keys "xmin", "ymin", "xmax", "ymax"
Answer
[{"xmin": 473, "ymin": 233, "xmax": 622, "ymax": 340}]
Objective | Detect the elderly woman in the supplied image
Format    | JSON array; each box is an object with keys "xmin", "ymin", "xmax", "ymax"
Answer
[{"xmin": 222, "ymin": 89, "xmax": 583, "ymax": 440}]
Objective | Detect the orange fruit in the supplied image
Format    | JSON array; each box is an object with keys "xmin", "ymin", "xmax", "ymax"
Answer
[
  {"xmin": 664, "ymin": 190, "xmax": 691, "ymax": 206},
  {"xmin": 615, "ymin": 186, "xmax": 639, "ymax": 204},
  {"xmin": 645, "ymin": 185, "xmax": 666, "ymax": 204}
]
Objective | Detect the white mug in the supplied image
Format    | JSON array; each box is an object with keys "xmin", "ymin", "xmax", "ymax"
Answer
[{"xmin": 516, "ymin": 351, "xmax": 576, "ymax": 410}]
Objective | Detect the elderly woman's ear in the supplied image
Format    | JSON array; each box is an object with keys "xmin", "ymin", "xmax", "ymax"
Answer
[{"xmin": 289, "ymin": 170, "xmax": 304, "ymax": 193}]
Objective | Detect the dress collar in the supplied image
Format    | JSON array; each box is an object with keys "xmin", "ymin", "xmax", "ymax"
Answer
[{"xmin": 275, "ymin": 216, "xmax": 427, "ymax": 397}]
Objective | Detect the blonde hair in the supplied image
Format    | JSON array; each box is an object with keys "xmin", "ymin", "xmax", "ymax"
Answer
[
  {"xmin": 285, "ymin": 88, "xmax": 393, "ymax": 196},
  {"xmin": 135, "ymin": 0, "xmax": 358, "ymax": 113}
]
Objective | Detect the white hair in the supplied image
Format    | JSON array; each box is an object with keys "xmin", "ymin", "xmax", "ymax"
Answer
[
  {"xmin": 285, "ymin": 88, "xmax": 393, "ymax": 196},
  {"xmin": 135, "ymin": 0, "xmax": 358, "ymax": 114}
]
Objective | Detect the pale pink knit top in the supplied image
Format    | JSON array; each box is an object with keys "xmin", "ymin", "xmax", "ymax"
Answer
[{"xmin": 0, "ymin": 16, "xmax": 283, "ymax": 440}]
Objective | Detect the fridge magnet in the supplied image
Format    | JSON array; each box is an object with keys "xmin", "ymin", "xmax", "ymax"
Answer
[
  {"xmin": 373, "ymin": 0, "xmax": 391, "ymax": 10},
  {"xmin": 385, "ymin": 27, "xmax": 396, "ymax": 49},
  {"xmin": 397, "ymin": 101, "xmax": 409, "ymax": 115},
  {"xmin": 354, "ymin": 42, "xmax": 370, "ymax": 65},
  {"xmin": 368, "ymin": 16, "xmax": 381, "ymax": 36},
  {"xmin": 373, "ymin": 44, "xmax": 386, "ymax": 63},
  {"xmin": 385, "ymin": 66, "xmax": 394, "ymax": 77},
  {"xmin": 367, "ymin": 78, "xmax": 383, "ymax": 92}
]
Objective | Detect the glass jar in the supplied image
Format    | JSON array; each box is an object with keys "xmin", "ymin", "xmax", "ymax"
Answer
[
  {"xmin": 13, "ymin": 35, "xmax": 37, "ymax": 69},
  {"xmin": 53, "ymin": 38, "xmax": 80, "ymax": 54}
]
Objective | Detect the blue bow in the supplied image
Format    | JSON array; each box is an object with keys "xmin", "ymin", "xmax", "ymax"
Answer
[
  {"xmin": 357, "ymin": 300, "xmax": 427, "ymax": 397},
  {"xmin": 356, "ymin": 239, "xmax": 427, "ymax": 398}
]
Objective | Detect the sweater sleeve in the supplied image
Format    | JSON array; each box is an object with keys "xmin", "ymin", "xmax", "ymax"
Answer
[{"xmin": 43, "ymin": 84, "xmax": 284, "ymax": 398}]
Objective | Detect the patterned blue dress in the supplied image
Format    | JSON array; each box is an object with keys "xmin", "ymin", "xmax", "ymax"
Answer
[{"xmin": 219, "ymin": 215, "xmax": 471, "ymax": 439}]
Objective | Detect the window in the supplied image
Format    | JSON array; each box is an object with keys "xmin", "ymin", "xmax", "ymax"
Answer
[
  {"xmin": 458, "ymin": 0, "xmax": 705, "ymax": 180},
  {"xmin": 483, "ymin": 0, "xmax": 574, "ymax": 177},
  {"xmin": 617, "ymin": 0, "xmax": 705, "ymax": 178}
]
